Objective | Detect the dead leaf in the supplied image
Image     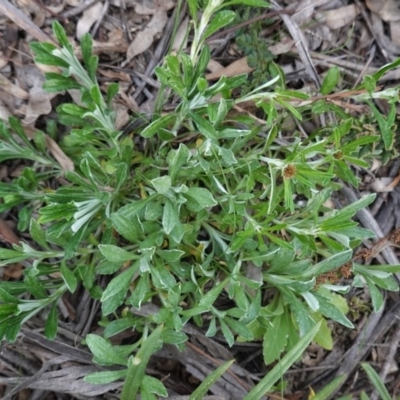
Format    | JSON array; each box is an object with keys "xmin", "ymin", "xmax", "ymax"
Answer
[
  {"xmin": 0, "ymin": 73, "xmax": 29, "ymax": 100},
  {"xmin": 391, "ymin": 21, "xmax": 400, "ymax": 46},
  {"xmin": 380, "ymin": 0, "xmax": 400, "ymax": 21},
  {"xmin": 0, "ymin": 0, "xmax": 55, "ymax": 44},
  {"xmin": 269, "ymin": 37, "xmax": 294, "ymax": 55},
  {"xmin": 365, "ymin": 0, "xmax": 385, "ymax": 14},
  {"xmin": 369, "ymin": 176, "xmax": 400, "ymax": 192},
  {"xmin": 118, "ymin": 89, "xmax": 139, "ymax": 111},
  {"xmin": 133, "ymin": 0, "xmax": 175, "ymax": 14},
  {"xmin": 45, "ymin": 135, "xmax": 75, "ymax": 172},
  {"xmin": 126, "ymin": 8, "xmax": 168, "ymax": 61},
  {"xmin": 23, "ymin": 85, "xmax": 55, "ymax": 125},
  {"xmin": 91, "ymin": 29, "xmax": 129, "ymax": 55},
  {"xmin": 3, "ymin": 263, "xmax": 24, "ymax": 280},
  {"xmin": 324, "ymin": 5, "xmax": 360, "ymax": 29},
  {"xmin": 206, "ymin": 57, "xmax": 254, "ymax": 80},
  {"xmin": 0, "ymin": 218, "xmax": 20, "ymax": 245},
  {"xmin": 113, "ymin": 102, "xmax": 130, "ymax": 130},
  {"xmin": 76, "ymin": 1, "xmax": 103, "ymax": 39},
  {"xmin": 172, "ymin": 16, "xmax": 189, "ymax": 52},
  {"xmin": 292, "ymin": 0, "xmax": 314, "ymax": 25},
  {"xmin": 207, "ymin": 59, "xmax": 224, "ymax": 73},
  {"xmin": 46, "ymin": 0, "xmax": 66, "ymax": 14},
  {"xmin": 0, "ymin": 99, "xmax": 11, "ymax": 121},
  {"xmin": 98, "ymin": 68, "xmax": 131, "ymax": 82}
]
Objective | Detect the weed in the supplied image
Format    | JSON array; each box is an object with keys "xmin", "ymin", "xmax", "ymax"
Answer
[{"xmin": 0, "ymin": 0, "xmax": 400, "ymax": 397}]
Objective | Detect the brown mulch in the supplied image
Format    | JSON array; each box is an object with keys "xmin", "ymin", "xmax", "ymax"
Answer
[{"xmin": 1, "ymin": 0, "xmax": 400, "ymax": 399}]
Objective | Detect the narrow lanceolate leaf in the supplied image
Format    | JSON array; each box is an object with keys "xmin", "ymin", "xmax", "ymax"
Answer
[
  {"xmin": 99, "ymin": 244, "xmax": 137, "ymax": 263},
  {"xmin": 243, "ymin": 322, "xmax": 321, "ymax": 400},
  {"xmin": 203, "ymin": 11, "xmax": 236, "ymax": 40},
  {"xmin": 189, "ymin": 360, "xmax": 234, "ymax": 400},
  {"xmin": 86, "ymin": 334, "xmax": 127, "ymax": 366},
  {"xmin": 60, "ymin": 262, "xmax": 78, "ymax": 293},
  {"xmin": 162, "ymin": 199, "xmax": 180, "ymax": 234},
  {"xmin": 140, "ymin": 114, "xmax": 176, "ymax": 138},
  {"xmin": 101, "ymin": 265, "xmax": 138, "ymax": 315},
  {"xmin": 121, "ymin": 325, "xmax": 163, "ymax": 400},
  {"xmin": 361, "ymin": 363, "xmax": 391, "ymax": 400},
  {"xmin": 320, "ymin": 66, "xmax": 340, "ymax": 95},
  {"xmin": 44, "ymin": 302, "xmax": 58, "ymax": 340},
  {"xmin": 84, "ymin": 369, "xmax": 127, "ymax": 384}
]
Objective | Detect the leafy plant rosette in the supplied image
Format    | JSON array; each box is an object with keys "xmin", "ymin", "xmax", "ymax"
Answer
[{"xmin": 1, "ymin": 0, "xmax": 400, "ymax": 397}]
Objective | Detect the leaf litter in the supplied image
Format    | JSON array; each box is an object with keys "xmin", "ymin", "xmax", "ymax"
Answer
[{"xmin": 1, "ymin": 0, "xmax": 400, "ymax": 398}]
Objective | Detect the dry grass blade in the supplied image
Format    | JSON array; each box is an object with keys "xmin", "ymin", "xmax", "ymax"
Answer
[{"xmin": 0, "ymin": 0, "xmax": 55, "ymax": 44}]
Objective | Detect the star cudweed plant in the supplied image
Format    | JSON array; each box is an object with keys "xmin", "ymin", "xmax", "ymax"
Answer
[{"xmin": 1, "ymin": 0, "xmax": 400, "ymax": 397}]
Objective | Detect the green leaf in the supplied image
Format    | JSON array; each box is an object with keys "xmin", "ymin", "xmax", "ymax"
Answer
[
  {"xmin": 141, "ymin": 375, "xmax": 168, "ymax": 397},
  {"xmin": 224, "ymin": 316, "xmax": 253, "ymax": 340},
  {"xmin": 86, "ymin": 334, "xmax": 127, "ymax": 366},
  {"xmin": 59, "ymin": 103, "xmax": 87, "ymax": 117},
  {"xmin": 187, "ymin": 0, "xmax": 197, "ymax": 23},
  {"xmin": 121, "ymin": 325, "xmax": 163, "ymax": 400},
  {"xmin": 190, "ymin": 112, "xmax": 217, "ymax": 139},
  {"xmin": 243, "ymin": 322, "xmax": 321, "ymax": 400},
  {"xmin": 281, "ymin": 288, "xmax": 315, "ymax": 336},
  {"xmin": 61, "ymin": 262, "xmax": 78, "ymax": 293},
  {"xmin": 84, "ymin": 369, "xmax": 127, "ymax": 384},
  {"xmin": 167, "ymin": 144, "xmax": 190, "ymax": 182},
  {"xmin": 25, "ymin": 275, "xmax": 47, "ymax": 299},
  {"xmin": 371, "ymin": 57, "xmax": 400, "ymax": 82},
  {"xmin": 361, "ymin": 363, "xmax": 391, "ymax": 400},
  {"xmin": 140, "ymin": 114, "xmax": 176, "ymax": 138},
  {"xmin": 80, "ymin": 33, "xmax": 93, "ymax": 66},
  {"xmin": 313, "ymin": 315, "xmax": 333, "ymax": 350},
  {"xmin": 312, "ymin": 375, "xmax": 348, "ymax": 400},
  {"xmin": 193, "ymin": 45, "xmax": 211, "ymax": 83},
  {"xmin": 107, "ymin": 82, "xmax": 119, "ymax": 105},
  {"xmin": 220, "ymin": 318, "xmax": 234, "ymax": 347},
  {"xmin": 263, "ymin": 313, "xmax": 289, "ymax": 364},
  {"xmin": 199, "ymin": 279, "xmax": 228, "ymax": 308},
  {"xmin": 314, "ymin": 293, "xmax": 354, "ymax": 328},
  {"xmin": 114, "ymin": 197, "xmax": 150, "ymax": 219},
  {"xmin": 128, "ymin": 273, "xmax": 150, "ymax": 309},
  {"xmin": 39, "ymin": 202, "xmax": 76, "ymax": 223},
  {"xmin": 44, "ymin": 302, "xmax": 58, "ymax": 340},
  {"xmin": 365, "ymin": 277, "xmax": 384, "ymax": 312},
  {"xmin": 99, "ymin": 244, "xmax": 137, "ymax": 263},
  {"xmin": 33, "ymin": 52, "xmax": 70, "ymax": 68},
  {"xmin": 104, "ymin": 317, "xmax": 136, "ymax": 338},
  {"xmin": 303, "ymin": 250, "xmax": 352, "ymax": 279},
  {"xmin": 161, "ymin": 329, "xmax": 188, "ymax": 344},
  {"xmin": 151, "ymin": 176, "xmax": 171, "ymax": 194},
  {"xmin": 162, "ymin": 199, "xmax": 180, "ymax": 235},
  {"xmin": 184, "ymin": 187, "xmax": 217, "ymax": 211},
  {"xmin": 203, "ymin": 11, "xmax": 236, "ymax": 40},
  {"xmin": 43, "ymin": 77, "xmax": 82, "ymax": 92},
  {"xmin": 0, "ymin": 288, "xmax": 19, "ymax": 304},
  {"xmin": 90, "ymin": 85, "xmax": 103, "ymax": 107},
  {"xmin": 224, "ymin": 0, "xmax": 270, "ymax": 6},
  {"xmin": 29, "ymin": 219, "xmax": 49, "ymax": 249},
  {"xmin": 101, "ymin": 265, "xmax": 138, "ymax": 315},
  {"xmin": 320, "ymin": 67, "xmax": 340, "ymax": 95},
  {"xmin": 189, "ymin": 360, "xmax": 234, "ymax": 400},
  {"xmin": 52, "ymin": 20, "xmax": 70, "ymax": 47}
]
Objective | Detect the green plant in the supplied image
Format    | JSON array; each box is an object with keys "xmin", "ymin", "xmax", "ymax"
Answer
[
  {"xmin": 234, "ymin": 6, "xmax": 276, "ymax": 94},
  {"xmin": 1, "ymin": 0, "xmax": 400, "ymax": 398}
]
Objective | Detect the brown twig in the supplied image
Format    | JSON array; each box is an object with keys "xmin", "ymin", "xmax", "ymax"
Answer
[{"xmin": 0, "ymin": 0, "xmax": 55, "ymax": 44}]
